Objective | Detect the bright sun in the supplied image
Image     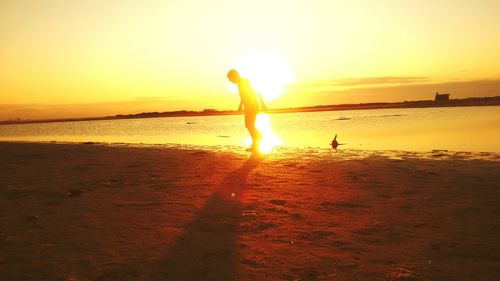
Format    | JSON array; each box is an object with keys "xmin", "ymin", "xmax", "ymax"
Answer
[{"xmin": 230, "ymin": 51, "xmax": 294, "ymax": 101}]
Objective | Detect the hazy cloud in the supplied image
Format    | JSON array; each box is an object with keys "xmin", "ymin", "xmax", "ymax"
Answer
[
  {"xmin": 288, "ymin": 76, "xmax": 430, "ymax": 89},
  {"xmin": 133, "ymin": 96, "xmax": 175, "ymax": 101},
  {"xmin": 332, "ymin": 76, "xmax": 430, "ymax": 86},
  {"xmin": 298, "ymin": 79, "xmax": 500, "ymax": 105}
]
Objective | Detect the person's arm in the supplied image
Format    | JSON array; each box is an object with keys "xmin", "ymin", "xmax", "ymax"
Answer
[
  {"xmin": 238, "ymin": 100, "xmax": 243, "ymax": 112},
  {"xmin": 258, "ymin": 93, "xmax": 268, "ymax": 111}
]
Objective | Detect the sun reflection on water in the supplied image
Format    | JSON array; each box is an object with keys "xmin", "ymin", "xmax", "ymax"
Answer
[{"xmin": 245, "ymin": 113, "xmax": 281, "ymax": 154}]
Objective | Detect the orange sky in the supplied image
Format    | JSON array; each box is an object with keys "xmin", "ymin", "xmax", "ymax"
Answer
[{"xmin": 1, "ymin": 0, "xmax": 500, "ymax": 120}]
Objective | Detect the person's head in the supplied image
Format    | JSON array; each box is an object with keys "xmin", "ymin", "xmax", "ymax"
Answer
[{"xmin": 227, "ymin": 69, "xmax": 240, "ymax": 84}]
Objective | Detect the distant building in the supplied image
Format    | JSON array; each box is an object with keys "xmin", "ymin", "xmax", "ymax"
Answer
[{"xmin": 435, "ymin": 92, "xmax": 450, "ymax": 101}]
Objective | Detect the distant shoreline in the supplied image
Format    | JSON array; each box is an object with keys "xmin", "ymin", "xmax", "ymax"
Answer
[{"xmin": 1, "ymin": 96, "xmax": 499, "ymax": 125}]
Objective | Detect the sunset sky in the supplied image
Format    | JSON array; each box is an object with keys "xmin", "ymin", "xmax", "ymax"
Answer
[{"xmin": 1, "ymin": 0, "xmax": 500, "ymax": 120}]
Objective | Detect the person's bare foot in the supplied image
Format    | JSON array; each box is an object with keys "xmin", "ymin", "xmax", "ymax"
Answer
[{"xmin": 245, "ymin": 145, "xmax": 258, "ymax": 152}]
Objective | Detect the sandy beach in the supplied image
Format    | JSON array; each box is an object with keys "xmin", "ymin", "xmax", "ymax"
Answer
[{"xmin": 0, "ymin": 142, "xmax": 499, "ymax": 280}]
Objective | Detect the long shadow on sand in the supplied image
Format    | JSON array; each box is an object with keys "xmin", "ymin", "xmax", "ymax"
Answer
[{"xmin": 153, "ymin": 156, "xmax": 261, "ymax": 281}]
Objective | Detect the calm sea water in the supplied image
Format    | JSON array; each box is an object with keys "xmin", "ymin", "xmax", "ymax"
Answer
[{"xmin": 1, "ymin": 106, "xmax": 499, "ymax": 152}]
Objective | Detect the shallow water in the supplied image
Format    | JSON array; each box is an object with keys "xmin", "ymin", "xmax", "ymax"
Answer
[{"xmin": 1, "ymin": 106, "xmax": 499, "ymax": 153}]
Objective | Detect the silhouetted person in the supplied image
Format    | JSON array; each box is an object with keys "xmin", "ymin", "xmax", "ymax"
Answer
[{"xmin": 227, "ymin": 69, "xmax": 267, "ymax": 151}]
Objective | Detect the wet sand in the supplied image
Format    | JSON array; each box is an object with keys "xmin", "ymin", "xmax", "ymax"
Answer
[{"xmin": 0, "ymin": 142, "xmax": 499, "ymax": 280}]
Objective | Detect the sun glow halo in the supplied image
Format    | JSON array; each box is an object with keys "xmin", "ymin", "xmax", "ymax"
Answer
[{"xmin": 231, "ymin": 51, "xmax": 294, "ymax": 101}]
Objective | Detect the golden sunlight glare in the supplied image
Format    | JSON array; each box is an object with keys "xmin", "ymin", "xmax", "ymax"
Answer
[{"xmin": 231, "ymin": 51, "xmax": 294, "ymax": 101}]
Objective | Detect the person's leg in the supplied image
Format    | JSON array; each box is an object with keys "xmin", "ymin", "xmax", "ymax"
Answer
[{"xmin": 245, "ymin": 109, "xmax": 261, "ymax": 147}]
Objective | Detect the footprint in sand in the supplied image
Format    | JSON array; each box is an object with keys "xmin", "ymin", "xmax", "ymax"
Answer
[
  {"xmin": 269, "ymin": 199, "xmax": 287, "ymax": 206},
  {"xmin": 265, "ymin": 208, "xmax": 288, "ymax": 214},
  {"xmin": 320, "ymin": 201, "xmax": 372, "ymax": 209}
]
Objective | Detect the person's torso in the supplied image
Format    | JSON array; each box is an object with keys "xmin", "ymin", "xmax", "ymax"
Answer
[{"xmin": 238, "ymin": 78, "xmax": 259, "ymax": 109}]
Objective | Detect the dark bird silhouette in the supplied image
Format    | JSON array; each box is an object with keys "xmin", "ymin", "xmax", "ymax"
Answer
[{"xmin": 330, "ymin": 134, "xmax": 344, "ymax": 150}]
